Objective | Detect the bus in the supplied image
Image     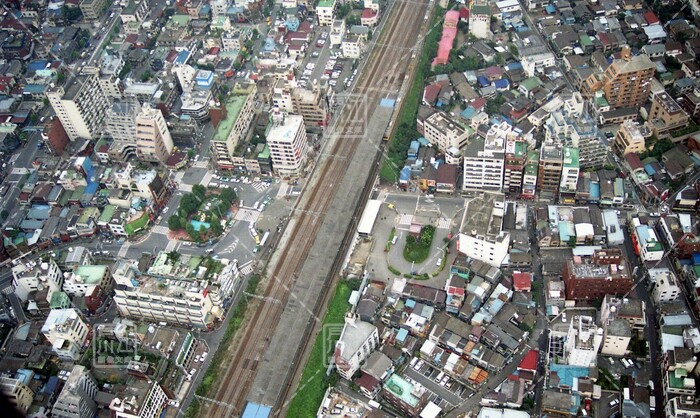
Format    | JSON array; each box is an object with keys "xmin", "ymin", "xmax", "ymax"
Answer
[
  {"xmin": 259, "ymin": 231, "xmax": 269, "ymax": 247},
  {"xmin": 650, "ymin": 396, "xmax": 656, "ymax": 412}
]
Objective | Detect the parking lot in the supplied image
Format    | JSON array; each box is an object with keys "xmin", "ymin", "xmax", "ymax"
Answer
[
  {"xmin": 299, "ymin": 28, "xmax": 358, "ymax": 93},
  {"xmin": 403, "ymin": 357, "xmax": 474, "ymax": 410}
]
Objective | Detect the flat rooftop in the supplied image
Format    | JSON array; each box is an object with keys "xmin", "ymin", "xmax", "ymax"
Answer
[
  {"xmin": 64, "ymin": 75, "xmax": 90, "ymax": 100},
  {"xmin": 212, "ymin": 93, "xmax": 250, "ymax": 143},
  {"xmin": 460, "ymin": 193, "xmax": 505, "ymax": 239}
]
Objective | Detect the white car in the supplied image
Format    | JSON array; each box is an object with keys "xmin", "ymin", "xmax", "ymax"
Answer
[
  {"xmin": 169, "ymin": 400, "xmax": 180, "ymax": 408},
  {"xmin": 162, "ymin": 207, "xmax": 169, "ymax": 214}
]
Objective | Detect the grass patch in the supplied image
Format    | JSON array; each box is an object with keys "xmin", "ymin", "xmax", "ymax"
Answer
[
  {"xmin": 380, "ymin": 159, "xmax": 401, "ymax": 183},
  {"xmin": 124, "ymin": 212, "xmax": 149, "ymax": 236},
  {"xmin": 185, "ymin": 274, "xmax": 262, "ymax": 418},
  {"xmin": 286, "ymin": 282, "xmax": 353, "ymax": 418},
  {"xmin": 403, "ymin": 225, "xmax": 436, "ymax": 263}
]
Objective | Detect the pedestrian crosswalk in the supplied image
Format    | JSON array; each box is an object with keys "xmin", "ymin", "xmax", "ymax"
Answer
[
  {"xmin": 118, "ymin": 241, "xmax": 131, "ymax": 258},
  {"xmin": 152, "ymin": 225, "xmax": 170, "ymax": 235},
  {"xmin": 234, "ymin": 209, "xmax": 261, "ymax": 223},
  {"xmin": 398, "ymin": 214, "xmax": 413, "ymax": 225},
  {"xmin": 1, "ymin": 286, "xmax": 13, "ymax": 295},
  {"xmin": 437, "ymin": 217, "xmax": 451, "ymax": 229},
  {"xmin": 218, "ymin": 238, "xmax": 239, "ymax": 255},
  {"xmin": 165, "ymin": 240, "xmax": 180, "ymax": 252},
  {"xmin": 239, "ymin": 260, "xmax": 255, "ymax": 275},
  {"xmin": 252, "ymin": 181, "xmax": 270, "ymax": 193}
]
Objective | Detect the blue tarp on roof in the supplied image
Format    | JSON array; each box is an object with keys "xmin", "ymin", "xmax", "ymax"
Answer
[
  {"xmin": 644, "ymin": 163, "xmax": 656, "ymax": 175},
  {"xmin": 477, "ymin": 76, "xmax": 490, "ymax": 87},
  {"xmin": 242, "ymin": 403, "xmax": 272, "ymax": 418},
  {"xmin": 460, "ymin": 107, "xmax": 476, "ymax": 120},
  {"xmin": 550, "ymin": 364, "xmax": 589, "ymax": 388}
]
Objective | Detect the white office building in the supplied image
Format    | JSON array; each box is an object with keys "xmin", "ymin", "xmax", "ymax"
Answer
[
  {"xmin": 458, "ymin": 193, "xmax": 510, "ymax": 267},
  {"xmin": 462, "ymin": 136, "xmax": 505, "ymax": 192},
  {"xmin": 52, "ymin": 365, "xmax": 99, "ymax": 418},
  {"xmin": 41, "ymin": 309, "xmax": 91, "ymax": 360},
  {"xmin": 564, "ymin": 315, "xmax": 602, "ymax": 367},
  {"xmin": 267, "ymin": 113, "xmax": 308, "ymax": 177},
  {"xmin": 334, "ymin": 313, "xmax": 380, "ymax": 380},
  {"xmin": 650, "ymin": 268, "xmax": 682, "ymax": 303},
  {"xmin": 46, "ymin": 73, "xmax": 109, "ymax": 140}
]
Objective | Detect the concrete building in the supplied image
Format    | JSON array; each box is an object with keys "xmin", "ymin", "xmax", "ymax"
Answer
[
  {"xmin": 544, "ymin": 102, "xmax": 605, "ymax": 168},
  {"xmin": 648, "ymin": 91, "xmax": 689, "ymax": 138},
  {"xmin": 180, "ymin": 89, "xmax": 213, "ymax": 122},
  {"xmin": 266, "ymin": 113, "xmax": 308, "ymax": 177},
  {"xmin": 469, "ymin": 4, "xmax": 491, "ymax": 39},
  {"xmin": 113, "ymin": 274, "xmax": 218, "ymax": 329},
  {"xmin": 522, "ymin": 151, "xmax": 538, "ymax": 198},
  {"xmin": 80, "ymin": 0, "xmax": 108, "ymax": 20},
  {"xmin": 537, "ymin": 143, "xmax": 563, "ymax": 194},
  {"xmin": 462, "ymin": 136, "xmax": 505, "ymax": 192},
  {"xmin": 210, "ymin": 84, "xmax": 257, "ymax": 169},
  {"xmin": 109, "ymin": 379, "xmax": 168, "ymax": 418},
  {"xmin": 666, "ymin": 395, "xmax": 700, "ymax": 417},
  {"xmin": 120, "ymin": 0, "xmax": 149, "ymax": 23},
  {"xmin": 600, "ymin": 318, "xmax": 631, "ymax": 356},
  {"xmin": 424, "ymin": 111, "xmax": 469, "ymax": 152},
  {"xmin": 382, "ymin": 374, "xmax": 428, "ymax": 417},
  {"xmin": 330, "ymin": 19, "xmax": 346, "ymax": 47},
  {"xmin": 135, "ymin": 104, "xmax": 174, "ymax": 164},
  {"xmin": 63, "ymin": 265, "xmax": 113, "ymax": 298},
  {"xmin": 521, "ymin": 52, "xmax": 556, "ymax": 77},
  {"xmin": 458, "ymin": 192, "xmax": 510, "ymax": 267},
  {"xmin": 600, "ymin": 295, "xmax": 646, "ymax": 334},
  {"xmin": 613, "ymin": 120, "xmax": 646, "ymax": 156},
  {"xmin": 47, "ymin": 74, "xmax": 109, "ymax": 140},
  {"xmin": 317, "ymin": 0, "xmax": 336, "ymax": 26},
  {"xmin": 562, "ymin": 248, "xmax": 633, "ymax": 301},
  {"xmin": 292, "ymin": 85, "xmax": 329, "ymax": 127},
  {"xmin": 334, "ymin": 313, "xmax": 380, "ymax": 380},
  {"xmin": 650, "ymin": 268, "xmax": 682, "ymax": 303},
  {"xmin": 503, "ymin": 139, "xmax": 527, "ymax": 196},
  {"xmin": 632, "ymin": 224, "xmax": 664, "ymax": 262},
  {"xmin": 52, "ymin": 365, "xmax": 99, "ymax": 418},
  {"xmin": 12, "ymin": 258, "xmax": 64, "ymax": 302},
  {"xmin": 564, "ymin": 315, "xmax": 603, "ymax": 367},
  {"xmin": 583, "ymin": 48, "xmax": 655, "ymax": 109},
  {"xmin": 342, "ymin": 34, "xmax": 364, "ymax": 59},
  {"xmin": 41, "ymin": 309, "xmax": 90, "ymax": 360},
  {"xmin": 559, "ymin": 147, "xmax": 580, "ymax": 197},
  {"xmin": 0, "ymin": 377, "xmax": 34, "ymax": 413}
]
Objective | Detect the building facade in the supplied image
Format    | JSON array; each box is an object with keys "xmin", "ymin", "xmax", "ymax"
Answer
[
  {"xmin": 47, "ymin": 74, "xmax": 109, "ymax": 140},
  {"xmin": 462, "ymin": 136, "xmax": 505, "ymax": 192},
  {"xmin": 537, "ymin": 144, "xmax": 563, "ymax": 194},
  {"xmin": 334, "ymin": 314, "xmax": 380, "ymax": 380},
  {"xmin": 0, "ymin": 377, "xmax": 34, "ymax": 413},
  {"xmin": 135, "ymin": 104, "xmax": 174, "ymax": 164},
  {"xmin": 424, "ymin": 112, "xmax": 470, "ymax": 152},
  {"xmin": 52, "ymin": 365, "xmax": 99, "ymax": 418},
  {"xmin": 613, "ymin": 120, "xmax": 646, "ymax": 156},
  {"xmin": 583, "ymin": 48, "xmax": 655, "ymax": 109},
  {"xmin": 458, "ymin": 193, "xmax": 510, "ymax": 267},
  {"xmin": 562, "ymin": 248, "xmax": 633, "ymax": 300},
  {"xmin": 267, "ymin": 114, "xmax": 309, "ymax": 177},
  {"xmin": 564, "ymin": 315, "xmax": 603, "ymax": 367},
  {"xmin": 41, "ymin": 309, "xmax": 91, "ymax": 360}
]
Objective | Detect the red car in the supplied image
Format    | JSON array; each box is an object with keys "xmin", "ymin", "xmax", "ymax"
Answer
[{"xmin": 585, "ymin": 398, "xmax": 592, "ymax": 411}]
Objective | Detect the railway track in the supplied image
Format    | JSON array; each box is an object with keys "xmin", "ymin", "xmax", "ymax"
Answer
[{"xmin": 205, "ymin": 0, "xmax": 431, "ymax": 416}]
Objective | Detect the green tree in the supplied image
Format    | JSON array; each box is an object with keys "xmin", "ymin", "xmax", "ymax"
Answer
[
  {"xmin": 509, "ymin": 45, "xmax": 519, "ymax": 58},
  {"xmin": 337, "ymin": 3, "xmax": 351, "ymax": 19},
  {"xmin": 168, "ymin": 215, "xmax": 182, "ymax": 231},
  {"xmin": 185, "ymin": 223, "xmax": 199, "ymax": 241},
  {"xmin": 62, "ymin": 5, "xmax": 82, "ymax": 22},
  {"xmin": 345, "ymin": 14, "xmax": 360, "ymax": 26},
  {"xmin": 140, "ymin": 71, "xmax": 153, "ymax": 82},
  {"xmin": 192, "ymin": 184, "xmax": 207, "ymax": 201},
  {"xmin": 42, "ymin": 98, "xmax": 50, "ymax": 107},
  {"xmin": 494, "ymin": 53, "xmax": 504, "ymax": 65},
  {"xmin": 0, "ymin": 210, "xmax": 8, "ymax": 220}
]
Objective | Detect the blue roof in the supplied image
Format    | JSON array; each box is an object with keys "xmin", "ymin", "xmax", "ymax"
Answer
[
  {"xmin": 24, "ymin": 84, "xmax": 47, "ymax": 94},
  {"xmin": 494, "ymin": 78, "xmax": 510, "ymax": 88},
  {"xmin": 545, "ymin": 4, "xmax": 556, "ymax": 13},
  {"xmin": 242, "ymin": 403, "xmax": 272, "ymax": 418},
  {"xmin": 692, "ymin": 253, "xmax": 700, "ymax": 266},
  {"xmin": 550, "ymin": 364, "xmax": 589, "ymax": 388},
  {"xmin": 27, "ymin": 60, "xmax": 49, "ymax": 72},
  {"xmin": 380, "ymin": 98, "xmax": 396, "ymax": 107},
  {"xmin": 44, "ymin": 376, "xmax": 59, "ymax": 395},
  {"xmin": 460, "ymin": 107, "xmax": 476, "ymax": 120},
  {"xmin": 409, "ymin": 140, "xmax": 420, "ymax": 152},
  {"xmin": 85, "ymin": 182, "xmax": 98, "ymax": 194},
  {"xmin": 644, "ymin": 163, "xmax": 656, "ymax": 175},
  {"xmin": 396, "ymin": 328, "xmax": 409, "ymax": 342},
  {"xmin": 477, "ymin": 76, "xmax": 490, "ymax": 87},
  {"xmin": 417, "ymin": 137, "xmax": 429, "ymax": 146},
  {"xmin": 405, "ymin": 299, "xmax": 416, "ymax": 308},
  {"xmin": 400, "ymin": 166, "xmax": 411, "ymax": 181},
  {"xmin": 506, "ymin": 62, "xmax": 523, "ymax": 71},
  {"xmin": 175, "ymin": 50, "xmax": 190, "ymax": 65},
  {"xmin": 589, "ymin": 182, "xmax": 600, "ymax": 200}
]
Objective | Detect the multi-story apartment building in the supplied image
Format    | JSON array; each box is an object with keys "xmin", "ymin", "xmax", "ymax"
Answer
[
  {"xmin": 317, "ymin": 0, "xmax": 336, "ymax": 26},
  {"xmin": 600, "ymin": 318, "xmax": 631, "ymax": 356},
  {"xmin": 292, "ymin": 85, "xmax": 329, "ymax": 127},
  {"xmin": 666, "ymin": 396, "xmax": 700, "ymax": 418},
  {"xmin": 564, "ymin": 315, "xmax": 603, "ymax": 367},
  {"xmin": 502, "ymin": 140, "xmax": 527, "ymax": 195},
  {"xmin": 632, "ymin": 224, "xmax": 664, "ymax": 262},
  {"xmin": 210, "ymin": 0, "xmax": 230, "ymax": 16},
  {"xmin": 266, "ymin": 113, "xmax": 308, "ymax": 177},
  {"xmin": 47, "ymin": 74, "xmax": 109, "ymax": 140},
  {"xmin": 458, "ymin": 192, "xmax": 510, "ymax": 267},
  {"xmin": 180, "ymin": 90, "xmax": 213, "ymax": 122},
  {"xmin": 537, "ymin": 144, "xmax": 563, "ymax": 194},
  {"xmin": 12, "ymin": 258, "xmax": 64, "ymax": 302},
  {"xmin": 41, "ymin": 309, "xmax": 91, "ymax": 360},
  {"xmin": 650, "ymin": 268, "xmax": 682, "ymax": 303},
  {"xmin": 80, "ymin": 0, "xmax": 108, "ymax": 20},
  {"xmin": 545, "ymin": 106, "xmax": 605, "ymax": 168},
  {"xmin": 334, "ymin": 314, "xmax": 380, "ymax": 380},
  {"xmin": 63, "ymin": 265, "xmax": 113, "ymax": 298},
  {"xmin": 469, "ymin": 4, "xmax": 490, "ymax": 39},
  {"xmin": 0, "ymin": 377, "xmax": 34, "ymax": 413},
  {"xmin": 52, "ymin": 365, "xmax": 99, "ymax": 418},
  {"xmin": 648, "ymin": 91, "xmax": 689, "ymax": 138},
  {"xmin": 521, "ymin": 151, "xmax": 538, "ymax": 199},
  {"xmin": 424, "ymin": 112, "xmax": 469, "ymax": 153},
  {"xmin": 109, "ymin": 380, "xmax": 168, "ymax": 418},
  {"xmin": 600, "ymin": 295, "xmax": 646, "ymax": 334},
  {"xmin": 521, "ymin": 52, "xmax": 556, "ymax": 77},
  {"xmin": 211, "ymin": 84, "xmax": 257, "ymax": 169},
  {"xmin": 582, "ymin": 47, "xmax": 655, "ymax": 109},
  {"xmin": 120, "ymin": 0, "xmax": 149, "ymax": 23},
  {"xmin": 382, "ymin": 374, "xmax": 428, "ymax": 417},
  {"xmin": 462, "ymin": 136, "xmax": 505, "ymax": 192},
  {"xmin": 657, "ymin": 214, "xmax": 700, "ymax": 259},
  {"xmin": 135, "ymin": 104, "xmax": 174, "ymax": 164},
  {"xmin": 83, "ymin": 52, "xmax": 125, "ymax": 99},
  {"xmin": 559, "ymin": 147, "xmax": 580, "ymax": 199},
  {"xmin": 562, "ymin": 248, "xmax": 633, "ymax": 300},
  {"xmin": 113, "ymin": 274, "xmax": 217, "ymax": 329},
  {"xmin": 613, "ymin": 120, "xmax": 647, "ymax": 156}
]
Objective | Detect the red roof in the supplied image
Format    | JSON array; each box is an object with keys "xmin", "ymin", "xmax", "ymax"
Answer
[
  {"xmin": 518, "ymin": 350, "xmax": 538, "ymax": 372},
  {"xmin": 624, "ymin": 153, "xmax": 644, "ymax": 172},
  {"xmin": 166, "ymin": 49, "xmax": 178, "ymax": 63},
  {"xmin": 355, "ymin": 372, "xmax": 380, "ymax": 391},
  {"xmin": 512, "ymin": 272, "xmax": 531, "ymax": 291},
  {"xmin": 446, "ymin": 286, "xmax": 465, "ymax": 296},
  {"xmin": 298, "ymin": 21, "xmax": 312, "ymax": 34},
  {"xmin": 125, "ymin": 34, "xmax": 138, "ymax": 44},
  {"xmin": 361, "ymin": 8, "xmax": 377, "ymax": 19},
  {"xmin": 459, "ymin": 7, "xmax": 469, "ymax": 20},
  {"xmin": 423, "ymin": 83, "xmax": 441, "ymax": 104},
  {"xmin": 470, "ymin": 97, "xmax": 487, "ymax": 111},
  {"xmin": 207, "ymin": 47, "xmax": 220, "ymax": 55},
  {"xmin": 643, "ymin": 11, "xmax": 659, "ymax": 25}
]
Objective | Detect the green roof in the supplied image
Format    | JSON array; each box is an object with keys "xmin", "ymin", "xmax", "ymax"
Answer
[
  {"xmin": 527, "ymin": 150, "xmax": 539, "ymax": 162},
  {"xmin": 258, "ymin": 144, "xmax": 270, "ymax": 159},
  {"xmin": 579, "ymin": 35, "xmax": 592, "ymax": 47},
  {"xmin": 384, "ymin": 375, "xmax": 421, "ymax": 407},
  {"xmin": 78, "ymin": 207, "xmax": 100, "ymax": 224},
  {"xmin": 74, "ymin": 265, "xmax": 108, "ymax": 284},
  {"xmin": 69, "ymin": 186, "xmax": 86, "ymax": 201},
  {"xmin": 170, "ymin": 14, "xmax": 190, "ymax": 28},
  {"xmin": 471, "ymin": 5, "xmax": 490, "ymax": 15},
  {"xmin": 524, "ymin": 161, "xmax": 538, "ymax": 176},
  {"xmin": 595, "ymin": 95, "xmax": 609, "ymax": 107},
  {"xmin": 520, "ymin": 77, "xmax": 542, "ymax": 91},
  {"xmin": 125, "ymin": 212, "xmax": 149, "ymax": 236},
  {"xmin": 212, "ymin": 93, "xmax": 252, "ymax": 143},
  {"xmin": 99, "ymin": 205, "xmax": 116, "ymax": 223},
  {"xmin": 50, "ymin": 291, "xmax": 71, "ymax": 309},
  {"xmin": 318, "ymin": 0, "xmax": 335, "ymax": 7},
  {"xmin": 563, "ymin": 147, "xmax": 579, "ymax": 168},
  {"xmin": 512, "ymin": 141, "xmax": 526, "ymax": 158}
]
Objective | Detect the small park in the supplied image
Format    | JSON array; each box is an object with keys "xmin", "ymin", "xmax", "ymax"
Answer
[{"xmin": 167, "ymin": 184, "xmax": 237, "ymax": 243}]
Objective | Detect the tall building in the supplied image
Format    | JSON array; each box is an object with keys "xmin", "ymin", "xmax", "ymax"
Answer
[
  {"xmin": 537, "ymin": 144, "xmax": 563, "ymax": 194},
  {"xmin": 47, "ymin": 74, "xmax": 109, "ymax": 140},
  {"xmin": 559, "ymin": 147, "xmax": 580, "ymax": 198},
  {"xmin": 334, "ymin": 314, "xmax": 380, "ymax": 380},
  {"xmin": 521, "ymin": 151, "xmax": 539, "ymax": 199},
  {"xmin": 52, "ymin": 365, "xmax": 99, "ymax": 418},
  {"xmin": 648, "ymin": 91, "xmax": 689, "ymax": 138},
  {"xmin": 135, "ymin": 104, "xmax": 174, "ymax": 164},
  {"xmin": 613, "ymin": 120, "xmax": 647, "ymax": 156},
  {"xmin": 109, "ymin": 380, "xmax": 168, "ymax": 418},
  {"xmin": 458, "ymin": 192, "xmax": 510, "ymax": 267},
  {"xmin": 80, "ymin": 0, "xmax": 108, "ymax": 20},
  {"xmin": 504, "ymin": 140, "xmax": 527, "ymax": 195},
  {"xmin": 564, "ymin": 315, "xmax": 603, "ymax": 367},
  {"xmin": 382, "ymin": 374, "xmax": 428, "ymax": 417},
  {"xmin": 12, "ymin": 258, "xmax": 63, "ymax": 302},
  {"xmin": 462, "ymin": 136, "xmax": 505, "ymax": 192},
  {"xmin": 211, "ymin": 84, "xmax": 257, "ymax": 169},
  {"xmin": 317, "ymin": 0, "xmax": 336, "ymax": 26},
  {"xmin": 600, "ymin": 318, "xmax": 631, "ymax": 356},
  {"xmin": 582, "ymin": 47, "xmax": 655, "ymax": 109},
  {"xmin": 292, "ymin": 85, "xmax": 329, "ymax": 127},
  {"xmin": 0, "ymin": 376, "xmax": 34, "ymax": 413},
  {"xmin": 106, "ymin": 99, "xmax": 139, "ymax": 161},
  {"xmin": 424, "ymin": 112, "xmax": 470, "ymax": 153},
  {"xmin": 41, "ymin": 309, "xmax": 90, "ymax": 360},
  {"xmin": 544, "ymin": 103, "xmax": 605, "ymax": 168},
  {"xmin": 650, "ymin": 268, "xmax": 682, "ymax": 303},
  {"xmin": 562, "ymin": 248, "xmax": 633, "ymax": 300},
  {"xmin": 266, "ymin": 113, "xmax": 309, "ymax": 177}
]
